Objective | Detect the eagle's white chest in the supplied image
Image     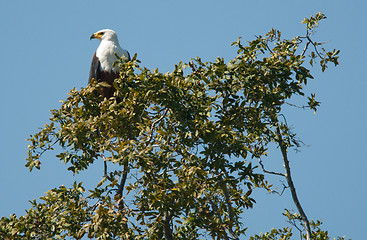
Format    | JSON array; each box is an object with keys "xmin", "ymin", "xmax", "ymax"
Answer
[{"xmin": 96, "ymin": 40, "xmax": 128, "ymax": 73}]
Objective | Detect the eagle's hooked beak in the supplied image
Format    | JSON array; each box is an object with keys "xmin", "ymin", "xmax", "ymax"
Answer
[{"xmin": 90, "ymin": 31, "xmax": 104, "ymax": 40}]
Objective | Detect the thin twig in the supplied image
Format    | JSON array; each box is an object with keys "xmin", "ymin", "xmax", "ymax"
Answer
[
  {"xmin": 147, "ymin": 108, "xmax": 169, "ymax": 142},
  {"xmin": 301, "ymin": 41, "xmax": 311, "ymax": 57},
  {"xmin": 104, "ymin": 161, "xmax": 108, "ymax": 177},
  {"xmin": 88, "ymin": 188, "xmax": 119, "ymax": 211},
  {"xmin": 102, "ymin": 155, "xmax": 114, "ymax": 182},
  {"xmin": 287, "ymin": 214, "xmax": 304, "ymax": 239},
  {"xmin": 37, "ymin": 138, "xmax": 60, "ymax": 158},
  {"xmin": 285, "ymin": 102, "xmax": 309, "ymax": 110},
  {"xmin": 270, "ymin": 181, "xmax": 289, "ymax": 196},
  {"xmin": 258, "ymin": 157, "xmax": 286, "ymax": 177},
  {"xmin": 300, "ymin": 34, "xmax": 324, "ymax": 59}
]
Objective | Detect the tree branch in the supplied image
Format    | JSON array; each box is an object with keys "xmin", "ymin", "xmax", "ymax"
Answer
[
  {"xmin": 147, "ymin": 108, "xmax": 169, "ymax": 143},
  {"xmin": 258, "ymin": 157, "xmax": 286, "ymax": 177},
  {"xmin": 301, "ymin": 40, "xmax": 311, "ymax": 57},
  {"xmin": 275, "ymin": 123, "xmax": 312, "ymax": 240},
  {"xmin": 163, "ymin": 212, "xmax": 174, "ymax": 240},
  {"xmin": 209, "ymin": 199, "xmax": 230, "ymax": 240},
  {"xmin": 116, "ymin": 159, "xmax": 129, "ymax": 211},
  {"xmin": 299, "ymin": 34, "xmax": 325, "ymax": 59},
  {"xmin": 219, "ymin": 182, "xmax": 239, "ymax": 240},
  {"xmin": 285, "ymin": 102, "xmax": 309, "ymax": 110}
]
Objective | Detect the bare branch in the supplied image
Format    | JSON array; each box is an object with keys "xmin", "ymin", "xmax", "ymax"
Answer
[
  {"xmin": 285, "ymin": 102, "xmax": 309, "ymax": 110},
  {"xmin": 258, "ymin": 157, "xmax": 286, "ymax": 177},
  {"xmin": 299, "ymin": 34, "xmax": 325, "ymax": 59},
  {"xmin": 104, "ymin": 161, "xmax": 108, "ymax": 176},
  {"xmin": 301, "ymin": 41, "xmax": 311, "ymax": 57},
  {"xmin": 275, "ymin": 123, "xmax": 312, "ymax": 240},
  {"xmin": 219, "ymin": 182, "xmax": 240, "ymax": 240},
  {"xmin": 270, "ymin": 181, "xmax": 289, "ymax": 196}
]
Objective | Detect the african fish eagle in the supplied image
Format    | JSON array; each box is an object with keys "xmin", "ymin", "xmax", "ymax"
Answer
[{"xmin": 89, "ymin": 29, "xmax": 130, "ymax": 99}]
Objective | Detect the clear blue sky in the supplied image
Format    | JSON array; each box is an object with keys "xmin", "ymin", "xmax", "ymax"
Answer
[{"xmin": 0, "ymin": 0, "xmax": 365, "ymax": 239}]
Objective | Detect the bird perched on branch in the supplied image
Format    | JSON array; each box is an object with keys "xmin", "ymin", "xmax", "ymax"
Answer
[{"xmin": 89, "ymin": 29, "xmax": 130, "ymax": 99}]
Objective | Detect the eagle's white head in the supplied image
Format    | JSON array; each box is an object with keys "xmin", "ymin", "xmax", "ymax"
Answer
[
  {"xmin": 90, "ymin": 29, "xmax": 119, "ymax": 43},
  {"xmin": 90, "ymin": 29, "xmax": 129, "ymax": 73}
]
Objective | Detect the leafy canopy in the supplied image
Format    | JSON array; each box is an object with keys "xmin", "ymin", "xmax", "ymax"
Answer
[{"xmin": 1, "ymin": 12, "xmax": 344, "ymax": 240}]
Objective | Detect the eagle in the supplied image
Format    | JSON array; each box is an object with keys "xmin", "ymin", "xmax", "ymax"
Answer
[{"xmin": 89, "ymin": 29, "xmax": 130, "ymax": 99}]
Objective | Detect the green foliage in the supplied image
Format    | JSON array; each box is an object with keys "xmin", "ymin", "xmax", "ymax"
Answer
[
  {"xmin": 1, "ymin": 182, "xmax": 89, "ymax": 239},
  {"xmin": 302, "ymin": 12, "xmax": 327, "ymax": 30},
  {"xmin": 2, "ymin": 13, "xmax": 345, "ymax": 239}
]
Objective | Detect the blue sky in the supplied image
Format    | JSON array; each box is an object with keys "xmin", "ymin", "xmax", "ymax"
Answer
[{"xmin": 0, "ymin": 0, "xmax": 365, "ymax": 239}]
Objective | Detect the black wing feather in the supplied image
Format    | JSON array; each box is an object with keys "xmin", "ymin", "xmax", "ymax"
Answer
[{"xmin": 88, "ymin": 52, "xmax": 101, "ymax": 84}]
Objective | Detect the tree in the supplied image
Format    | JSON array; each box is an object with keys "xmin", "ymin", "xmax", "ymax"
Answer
[{"xmin": 1, "ymin": 13, "xmax": 345, "ymax": 239}]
